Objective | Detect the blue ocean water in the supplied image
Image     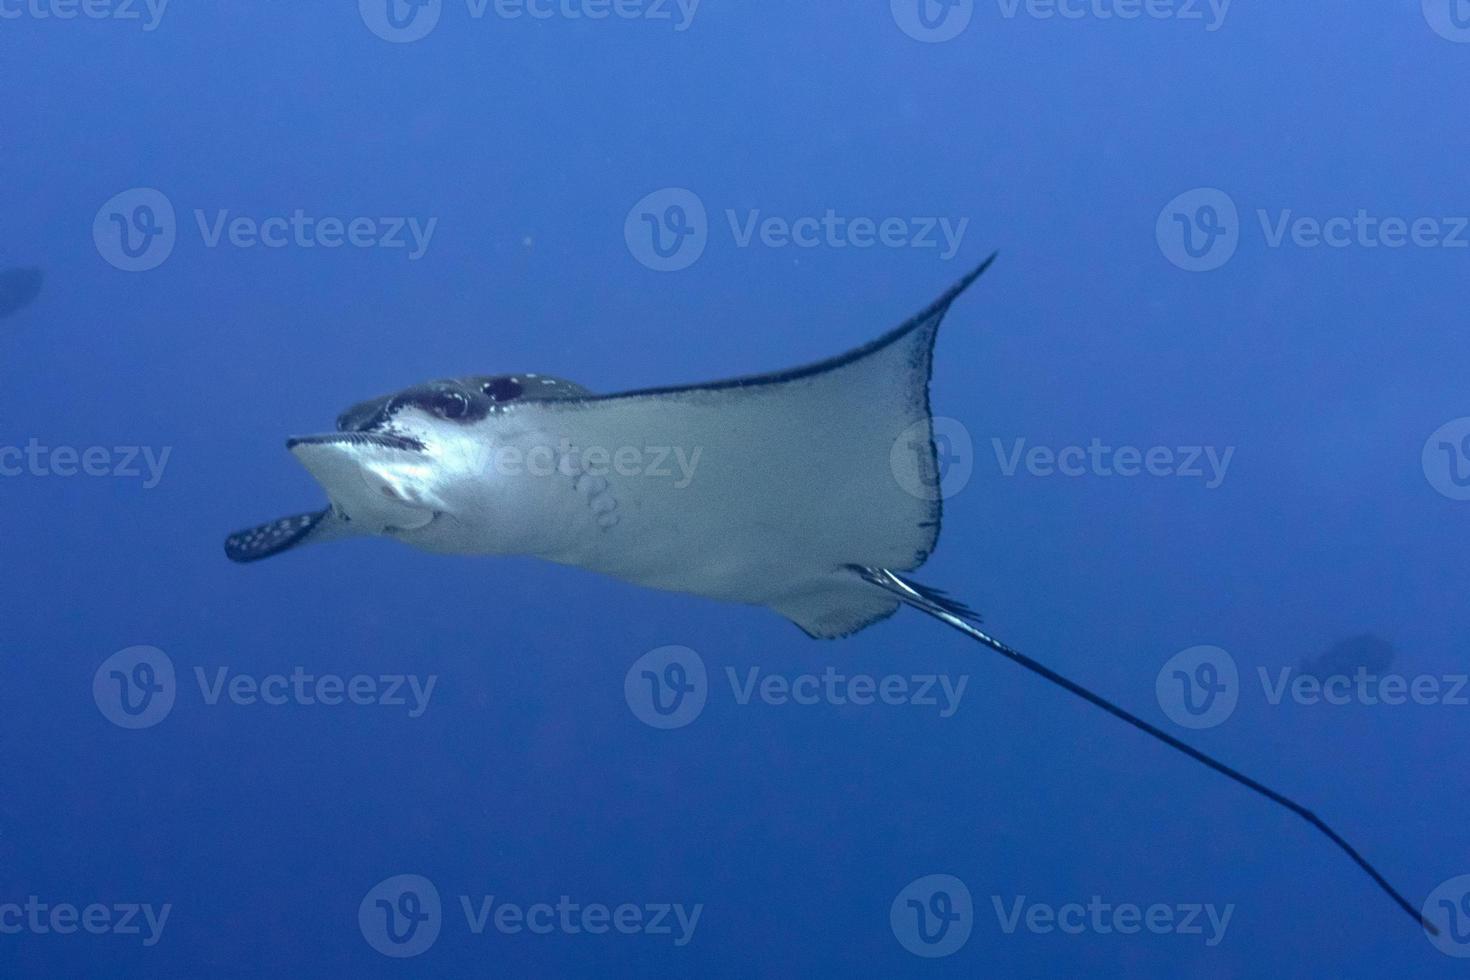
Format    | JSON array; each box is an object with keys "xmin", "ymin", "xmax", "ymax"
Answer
[{"xmin": 4, "ymin": 3, "xmax": 1468, "ymax": 976}]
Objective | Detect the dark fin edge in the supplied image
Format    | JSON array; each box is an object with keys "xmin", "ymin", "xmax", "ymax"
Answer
[
  {"xmin": 788, "ymin": 600, "xmax": 901, "ymax": 641},
  {"xmin": 574, "ymin": 252, "xmax": 999, "ymax": 403}
]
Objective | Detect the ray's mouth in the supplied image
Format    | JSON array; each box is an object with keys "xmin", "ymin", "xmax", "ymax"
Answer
[
  {"xmin": 284, "ymin": 432, "xmax": 427, "ymax": 453},
  {"xmin": 285, "ymin": 428, "xmax": 440, "ymax": 535}
]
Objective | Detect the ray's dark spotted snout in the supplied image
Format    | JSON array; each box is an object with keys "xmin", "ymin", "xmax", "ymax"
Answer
[{"xmin": 224, "ymin": 510, "xmax": 329, "ymax": 563}]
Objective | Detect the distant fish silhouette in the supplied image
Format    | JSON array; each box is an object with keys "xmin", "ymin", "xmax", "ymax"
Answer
[
  {"xmin": 0, "ymin": 267, "xmax": 43, "ymax": 320},
  {"xmin": 1300, "ymin": 633, "xmax": 1396, "ymax": 681}
]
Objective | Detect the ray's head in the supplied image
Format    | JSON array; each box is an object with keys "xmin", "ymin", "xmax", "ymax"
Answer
[
  {"xmin": 331, "ymin": 375, "xmax": 529, "ymax": 435},
  {"xmin": 287, "ymin": 375, "xmax": 528, "ymax": 536}
]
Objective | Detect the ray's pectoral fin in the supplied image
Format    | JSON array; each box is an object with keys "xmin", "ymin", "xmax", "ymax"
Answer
[{"xmin": 223, "ymin": 508, "xmax": 357, "ymax": 564}]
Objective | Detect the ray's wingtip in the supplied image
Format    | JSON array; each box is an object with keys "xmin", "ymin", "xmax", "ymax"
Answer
[
  {"xmin": 931, "ymin": 251, "xmax": 1000, "ymax": 314},
  {"xmin": 959, "ymin": 250, "xmax": 1000, "ymax": 289}
]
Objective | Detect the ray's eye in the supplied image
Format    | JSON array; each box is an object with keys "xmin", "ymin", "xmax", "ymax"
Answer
[
  {"xmin": 392, "ymin": 387, "xmax": 472, "ymax": 421},
  {"xmin": 482, "ymin": 378, "xmax": 523, "ymax": 402},
  {"xmin": 425, "ymin": 389, "xmax": 471, "ymax": 419}
]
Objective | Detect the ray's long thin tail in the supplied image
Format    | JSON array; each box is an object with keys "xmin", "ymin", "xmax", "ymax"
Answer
[{"xmin": 854, "ymin": 566, "xmax": 1436, "ymax": 936}]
